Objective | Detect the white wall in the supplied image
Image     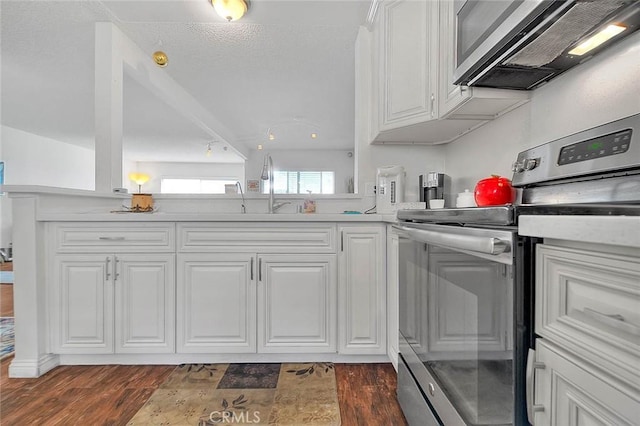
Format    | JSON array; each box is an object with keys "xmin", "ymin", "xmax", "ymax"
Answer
[
  {"xmin": 129, "ymin": 161, "xmax": 245, "ymax": 193},
  {"xmin": 245, "ymin": 149, "xmax": 355, "ymax": 194},
  {"xmin": 444, "ymin": 31, "xmax": 640, "ymax": 206},
  {"xmin": 0, "ymin": 126, "xmax": 95, "ymax": 247}
]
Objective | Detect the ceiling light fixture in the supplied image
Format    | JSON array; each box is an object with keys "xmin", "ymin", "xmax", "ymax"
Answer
[
  {"xmin": 310, "ymin": 133, "xmax": 318, "ymax": 139},
  {"xmin": 257, "ymin": 144, "xmax": 263, "ymax": 150},
  {"xmin": 569, "ymin": 24, "xmax": 626, "ymax": 56},
  {"xmin": 152, "ymin": 51, "xmax": 168, "ymax": 67},
  {"xmin": 267, "ymin": 128, "xmax": 276, "ymax": 141},
  {"xmin": 206, "ymin": 143, "xmax": 213, "ymax": 157},
  {"xmin": 211, "ymin": 0, "xmax": 249, "ymax": 22}
]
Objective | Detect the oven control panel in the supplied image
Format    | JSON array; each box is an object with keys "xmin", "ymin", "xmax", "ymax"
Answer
[
  {"xmin": 558, "ymin": 128, "xmax": 632, "ymax": 165},
  {"xmin": 511, "ymin": 113, "xmax": 639, "ymax": 187}
]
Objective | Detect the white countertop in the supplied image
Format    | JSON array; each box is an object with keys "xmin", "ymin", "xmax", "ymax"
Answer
[
  {"xmin": 519, "ymin": 215, "xmax": 640, "ymax": 248},
  {"xmin": 38, "ymin": 212, "xmax": 397, "ymax": 223}
]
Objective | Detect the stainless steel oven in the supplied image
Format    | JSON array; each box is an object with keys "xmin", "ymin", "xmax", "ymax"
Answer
[
  {"xmin": 396, "ymin": 215, "xmax": 535, "ymax": 426},
  {"xmin": 395, "ymin": 113, "xmax": 640, "ymax": 425}
]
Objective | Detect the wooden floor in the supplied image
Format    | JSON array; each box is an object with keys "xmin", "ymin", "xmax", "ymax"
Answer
[{"xmin": 0, "ymin": 359, "xmax": 407, "ymax": 425}]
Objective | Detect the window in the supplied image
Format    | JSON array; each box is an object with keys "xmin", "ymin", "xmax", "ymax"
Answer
[
  {"xmin": 161, "ymin": 178, "xmax": 238, "ymax": 194},
  {"xmin": 262, "ymin": 171, "xmax": 334, "ymax": 194}
]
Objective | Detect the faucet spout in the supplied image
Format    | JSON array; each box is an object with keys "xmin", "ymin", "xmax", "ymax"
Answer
[
  {"xmin": 236, "ymin": 181, "xmax": 246, "ymax": 214},
  {"xmin": 261, "ymin": 154, "xmax": 278, "ymax": 213}
]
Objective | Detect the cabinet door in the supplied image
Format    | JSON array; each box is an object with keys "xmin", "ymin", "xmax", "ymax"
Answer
[
  {"xmin": 534, "ymin": 340, "xmax": 640, "ymax": 426},
  {"xmin": 258, "ymin": 254, "xmax": 337, "ymax": 353},
  {"xmin": 387, "ymin": 226, "xmax": 400, "ymax": 368},
  {"xmin": 51, "ymin": 254, "xmax": 113, "ymax": 354},
  {"xmin": 378, "ymin": 0, "xmax": 437, "ymax": 130},
  {"xmin": 338, "ymin": 225, "xmax": 386, "ymax": 354},
  {"xmin": 177, "ymin": 253, "xmax": 256, "ymax": 353},
  {"xmin": 115, "ymin": 254, "xmax": 175, "ymax": 353}
]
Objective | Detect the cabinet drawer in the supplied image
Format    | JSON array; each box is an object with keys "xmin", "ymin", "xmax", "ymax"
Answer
[
  {"xmin": 536, "ymin": 244, "xmax": 640, "ymax": 389},
  {"xmin": 177, "ymin": 223, "xmax": 336, "ymax": 253},
  {"xmin": 52, "ymin": 223, "xmax": 175, "ymax": 253}
]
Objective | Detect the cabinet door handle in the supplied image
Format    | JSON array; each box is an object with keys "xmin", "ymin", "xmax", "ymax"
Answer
[
  {"xmin": 258, "ymin": 258, "xmax": 262, "ymax": 282},
  {"xmin": 98, "ymin": 236, "xmax": 125, "ymax": 241},
  {"xmin": 105, "ymin": 256, "xmax": 111, "ymax": 281},
  {"xmin": 250, "ymin": 257, "xmax": 254, "ymax": 281},
  {"xmin": 526, "ymin": 348, "xmax": 546, "ymax": 424},
  {"xmin": 341, "ymin": 231, "xmax": 344, "ymax": 252},
  {"xmin": 430, "ymin": 93, "xmax": 435, "ymax": 117},
  {"xmin": 114, "ymin": 256, "xmax": 119, "ymax": 281},
  {"xmin": 583, "ymin": 307, "xmax": 640, "ymax": 335}
]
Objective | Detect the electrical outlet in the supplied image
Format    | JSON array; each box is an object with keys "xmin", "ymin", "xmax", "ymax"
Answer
[{"xmin": 365, "ymin": 182, "xmax": 376, "ymax": 196}]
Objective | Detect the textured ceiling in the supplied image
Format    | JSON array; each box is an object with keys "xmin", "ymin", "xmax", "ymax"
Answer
[{"xmin": 1, "ymin": 0, "xmax": 369, "ymax": 163}]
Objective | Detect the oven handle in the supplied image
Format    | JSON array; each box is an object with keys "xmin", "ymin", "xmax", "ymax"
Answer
[{"xmin": 392, "ymin": 225, "xmax": 510, "ymax": 255}]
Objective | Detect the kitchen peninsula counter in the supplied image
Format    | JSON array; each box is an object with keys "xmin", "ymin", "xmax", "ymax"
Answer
[{"xmin": 3, "ymin": 186, "xmax": 395, "ymax": 378}]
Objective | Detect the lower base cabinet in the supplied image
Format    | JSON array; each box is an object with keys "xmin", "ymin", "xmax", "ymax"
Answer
[
  {"xmin": 177, "ymin": 253, "xmax": 337, "ymax": 354},
  {"xmin": 534, "ymin": 340, "xmax": 640, "ymax": 426},
  {"xmin": 338, "ymin": 225, "xmax": 386, "ymax": 354},
  {"xmin": 51, "ymin": 253, "xmax": 175, "ymax": 354}
]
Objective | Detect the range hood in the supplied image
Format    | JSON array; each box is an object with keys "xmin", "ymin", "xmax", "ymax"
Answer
[{"xmin": 453, "ymin": 0, "xmax": 640, "ymax": 90}]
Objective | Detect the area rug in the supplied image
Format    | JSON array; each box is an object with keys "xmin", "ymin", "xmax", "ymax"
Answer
[
  {"xmin": 127, "ymin": 363, "xmax": 341, "ymax": 425},
  {"xmin": 0, "ymin": 317, "xmax": 15, "ymax": 359}
]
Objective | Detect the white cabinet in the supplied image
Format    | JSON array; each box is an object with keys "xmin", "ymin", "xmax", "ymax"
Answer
[
  {"xmin": 530, "ymin": 239, "xmax": 640, "ymax": 426},
  {"xmin": 258, "ymin": 254, "xmax": 337, "ymax": 353},
  {"xmin": 51, "ymin": 252, "xmax": 175, "ymax": 354},
  {"xmin": 176, "ymin": 223, "xmax": 338, "ymax": 354},
  {"xmin": 376, "ymin": 0, "xmax": 437, "ymax": 131},
  {"xmin": 533, "ymin": 340, "xmax": 640, "ymax": 426},
  {"xmin": 437, "ymin": 0, "xmax": 529, "ymax": 121},
  {"xmin": 338, "ymin": 225, "xmax": 386, "ymax": 354},
  {"xmin": 365, "ymin": 0, "xmax": 529, "ymax": 144},
  {"xmin": 387, "ymin": 225, "xmax": 399, "ymax": 369},
  {"xmin": 177, "ymin": 253, "xmax": 256, "ymax": 353}
]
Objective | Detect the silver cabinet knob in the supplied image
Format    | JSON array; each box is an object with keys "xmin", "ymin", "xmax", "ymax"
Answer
[
  {"xmin": 524, "ymin": 158, "xmax": 539, "ymax": 171},
  {"xmin": 512, "ymin": 161, "xmax": 525, "ymax": 173},
  {"xmin": 428, "ymin": 383, "xmax": 435, "ymax": 396}
]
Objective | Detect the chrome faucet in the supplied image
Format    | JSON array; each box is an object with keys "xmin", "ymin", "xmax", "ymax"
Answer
[
  {"xmin": 236, "ymin": 181, "xmax": 246, "ymax": 214},
  {"xmin": 260, "ymin": 154, "xmax": 290, "ymax": 213}
]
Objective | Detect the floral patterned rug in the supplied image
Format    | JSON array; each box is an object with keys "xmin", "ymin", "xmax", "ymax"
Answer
[
  {"xmin": 0, "ymin": 317, "xmax": 14, "ymax": 360},
  {"xmin": 127, "ymin": 363, "xmax": 341, "ymax": 425}
]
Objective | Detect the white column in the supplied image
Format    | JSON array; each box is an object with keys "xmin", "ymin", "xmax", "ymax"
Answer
[
  {"xmin": 94, "ymin": 23, "xmax": 124, "ymax": 193},
  {"xmin": 9, "ymin": 196, "xmax": 59, "ymax": 377}
]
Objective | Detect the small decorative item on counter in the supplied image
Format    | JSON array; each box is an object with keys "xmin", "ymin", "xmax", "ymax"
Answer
[
  {"xmin": 474, "ymin": 175, "xmax": 516, "ymax": 206},
  {"xmin": 428, "ymin": 199, "xmax": 445, "ymax": 209},
  {"xmin": 130, "ymin": 193, "xmax": 154, "ymax": 212},
  {"xmin": 303, "ymin": 199, "xmax": 316, "ymax": 213},
  {"xmin": 456, "ymin": 189, "xmax": 476, "ymax": 208}
]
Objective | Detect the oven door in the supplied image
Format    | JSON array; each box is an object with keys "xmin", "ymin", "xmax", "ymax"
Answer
[{"xmin": 395, "ymin": 222, "xmax": 528, "ymax": 426}]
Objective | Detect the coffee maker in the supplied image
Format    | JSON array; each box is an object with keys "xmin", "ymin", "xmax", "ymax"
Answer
[{"xmin": 419, "ymin": 172, "xmax": 449, "ymax": 208}]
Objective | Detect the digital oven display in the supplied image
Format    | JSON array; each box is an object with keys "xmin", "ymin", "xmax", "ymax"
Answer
[{"xmin": 558, "ymin": 128, "xmax": 632, "ymax": 165}]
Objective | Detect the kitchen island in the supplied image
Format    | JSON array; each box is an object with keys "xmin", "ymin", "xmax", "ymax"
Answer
[{"xmin": 3, "ymin": 186, "xmax": 396, "ymax": 378}]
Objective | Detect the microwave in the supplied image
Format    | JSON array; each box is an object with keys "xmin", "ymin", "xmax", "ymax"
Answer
[{"xmin": 453, "ymin": 0, "xmax": 640, "ymax": 90}]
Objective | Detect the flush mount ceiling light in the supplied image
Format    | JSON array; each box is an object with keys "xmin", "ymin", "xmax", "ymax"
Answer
[
  {"xmin": 152, "ymin": 51, "xmax": 168, "ymax": 67},
  {"xmin": 206, "ymin": 143, "xmax": 213, "ymax": 157},
  {"xmin": 211, "ymin": 0, "xmax": 249, "ymax": 22},
  {"xmin": 310, "ymin": 133, "xmax": 318, "ymax": 139},
  {"xmin": 569, "ymin": 24, "xmax": 626, "ymax": 56}
]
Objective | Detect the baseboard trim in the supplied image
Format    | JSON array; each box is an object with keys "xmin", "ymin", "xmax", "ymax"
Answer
[
  {"xmin": 8, "ymin": 354, "xmax": 59, "ymax": 378},
  {"xmin": 58, "ymin": 353, "xmax": 390, "ymax": 365}
]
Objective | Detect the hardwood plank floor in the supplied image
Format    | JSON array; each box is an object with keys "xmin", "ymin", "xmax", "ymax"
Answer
[{"xmin": 0, "ymin": 359, "xmax": 407, "ymax": 425}]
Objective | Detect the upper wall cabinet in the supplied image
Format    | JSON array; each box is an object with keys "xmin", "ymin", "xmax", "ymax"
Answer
[{"xmin": 366, "ymin": 0, "xmax": 530, "ymax": 145}]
